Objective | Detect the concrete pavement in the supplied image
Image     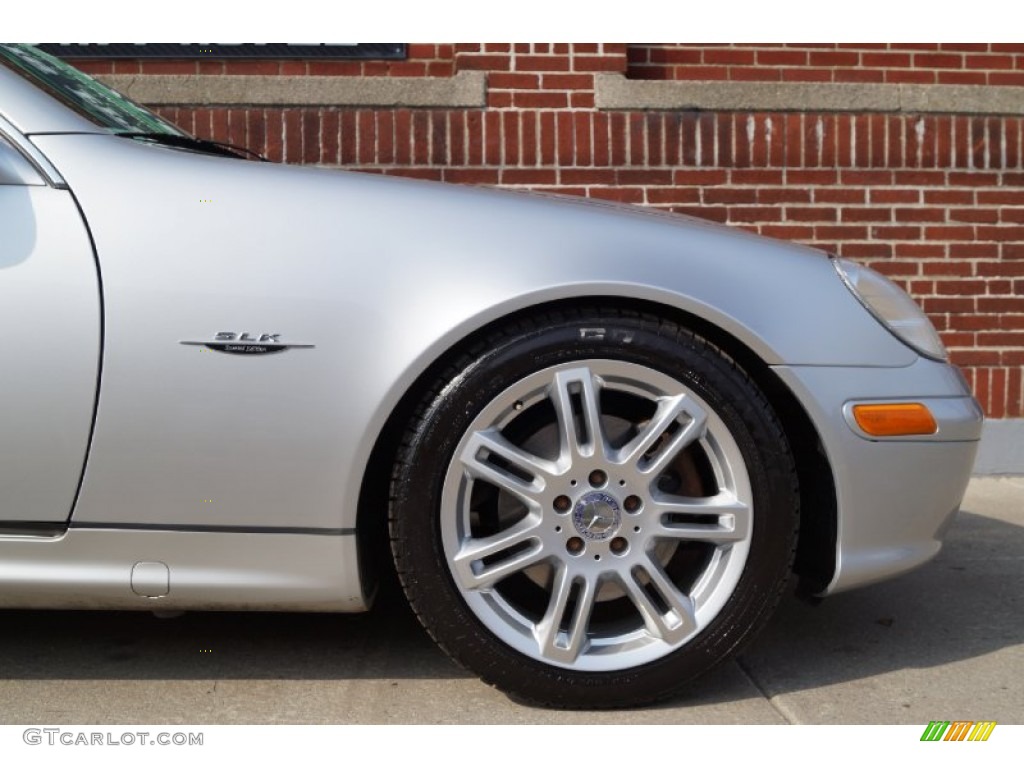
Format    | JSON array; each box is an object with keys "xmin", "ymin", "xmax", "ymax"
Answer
[{"xmin": 0, "ymin": 476, "xmax": 1020, "ymax": 724}]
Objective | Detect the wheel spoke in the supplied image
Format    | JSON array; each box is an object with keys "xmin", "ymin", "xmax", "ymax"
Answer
[
  {"xmin": 550, "ymin": 367, "xmax": 607, "ymax": 463},
  {"xmin": 460, "ymin": 429, "xmax": 553, "ymax": 505},
  {"xmin": 621, "ymin": 558, "xmax": 698, "ymax": 644},
  {"xmin": 615, "ymin": 394, "xmax": 707, "ymax": 477},
  {"xmin": 436, "ymin": 355, "xmax": 764, "ymax": 677},
  {"xmin": 451, "ymin": 517, "xmax": 547, "ymax": 591},
  {"xmin": 534, "ymin": 567, "xmax": 597, "ymax": 664},
  {"xmin": 652, "ymin": 491, "xmax": 751, "ymax": 543}
]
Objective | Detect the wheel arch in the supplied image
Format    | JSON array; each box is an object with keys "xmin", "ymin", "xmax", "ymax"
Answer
[{"xmin": 355, "ymin": 296, "xmax": 838, "ymax": 601}]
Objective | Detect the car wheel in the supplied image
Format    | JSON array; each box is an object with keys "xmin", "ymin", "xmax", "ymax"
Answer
[{"xmin": 389, "ymin": 309, "xmax": 799, "ymax": 708}]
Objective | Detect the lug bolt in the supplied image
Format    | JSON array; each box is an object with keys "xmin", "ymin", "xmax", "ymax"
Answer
[
  {"xmin": 624, "ymin": 495, "xmax": 643, "ymax": 513},
  {"xmin": 566, "ymin": 537, "xmax": 584, "ymax": 555},
  {"xmin": 553, "ymin": 495, "xmax": 572, "ymax": 512},
  {"xmin": 588, "ymin": 469, "xmax": 607, "ymax": 488},
  {"xmin": 610, "ymin": 537, "xmax": 628, "ymax": 555}
]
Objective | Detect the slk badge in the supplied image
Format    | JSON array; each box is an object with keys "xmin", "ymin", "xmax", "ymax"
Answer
[{"xmin": 180, "ymin": 332, "xmax": 315, "ymax": 355}]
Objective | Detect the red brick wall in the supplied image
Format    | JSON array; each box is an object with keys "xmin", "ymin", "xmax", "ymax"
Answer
[
  {"xmin": 69, "ymin": 44, "xmax": 457, "ymax": 77},
  {"xmin": 72, "ymin": 44, "xmax": 1024, "ymax": 418},
  {"xmin": 626, "ymin": 43, "xmax": 1024, "ymax": 85}
]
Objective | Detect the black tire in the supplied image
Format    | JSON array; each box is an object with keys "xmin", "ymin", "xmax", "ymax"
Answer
[{"xmin": 389, "ymin": 308, "xmax": 798, "ymax": 708}]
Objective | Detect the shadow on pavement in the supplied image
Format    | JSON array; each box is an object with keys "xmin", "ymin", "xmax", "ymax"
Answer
[
  {"xmin": 736, "ymin": 509, "xmax": 1024, "ymax": 699},
  {"xmin": 0, "ymin": 576, "xmax": 469, "ymax": 681},
  {"xmin": 0, "ymin": 510, "xmax": 1019, "ymax": 703}
]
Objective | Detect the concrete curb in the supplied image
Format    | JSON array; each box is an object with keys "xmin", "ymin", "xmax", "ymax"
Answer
[{"xmin": 974, "ymin": 418, "xmax": 1024, "ymax": 475}]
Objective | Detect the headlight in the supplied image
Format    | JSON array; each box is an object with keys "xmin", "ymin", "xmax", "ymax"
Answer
[{"xmin": 833, "ymin": 257, "xmax": 947, "ymax": 361}]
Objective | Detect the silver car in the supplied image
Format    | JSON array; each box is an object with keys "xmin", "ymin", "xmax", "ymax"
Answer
[{"xmin": 0, "ymin": 44, "xmax": 982, "ymax": 708}]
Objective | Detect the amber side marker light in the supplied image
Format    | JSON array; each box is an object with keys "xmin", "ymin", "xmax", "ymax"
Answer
[{"xmin": 852, "ymin": 403, "xmax": 938, "ymax": 437}]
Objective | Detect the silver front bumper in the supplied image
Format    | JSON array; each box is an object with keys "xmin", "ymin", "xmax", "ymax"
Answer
[{"xmin": 774, "ymin": 358, "xmax": 983, "ymax": 594}]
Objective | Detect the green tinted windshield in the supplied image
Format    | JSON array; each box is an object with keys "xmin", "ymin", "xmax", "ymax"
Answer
[{"xmin": 0, "ymin": 43, "xmax": 182, "ymax": 135}]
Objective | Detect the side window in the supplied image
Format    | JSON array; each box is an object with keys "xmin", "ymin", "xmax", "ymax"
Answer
[{"xmin": 0, "ymin": 133, "xmax": 45, "ymax": 186}]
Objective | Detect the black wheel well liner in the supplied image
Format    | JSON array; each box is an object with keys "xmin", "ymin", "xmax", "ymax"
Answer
[{"xmin": 355, "ymin": 296, "xmax": 838, "ymax": 601}]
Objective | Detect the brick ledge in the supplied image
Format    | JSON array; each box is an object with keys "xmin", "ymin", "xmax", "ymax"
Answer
[
  {"xmin": 95, "ymin": 71, "xmax": 487, "ymax": 108},
  {"xmin": 595, "ymin": 73, "xmax": 1024, "ymax": 115}
]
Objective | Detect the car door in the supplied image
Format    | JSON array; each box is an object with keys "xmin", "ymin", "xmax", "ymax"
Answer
[{"xmin": 0, "ymin": 129, "xmax": 101, "ymax": 529}]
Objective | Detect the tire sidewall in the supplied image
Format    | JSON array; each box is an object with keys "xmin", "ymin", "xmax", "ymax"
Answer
[{"xmin": 391, "ymin": 313, "xmax": 797, "ymax": 707}]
